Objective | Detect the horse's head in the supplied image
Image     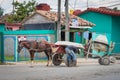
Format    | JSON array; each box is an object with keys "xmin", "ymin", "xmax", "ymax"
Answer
[{"xmin": 17, "ymin": 41, "xmax": 24, "ymax": 53}]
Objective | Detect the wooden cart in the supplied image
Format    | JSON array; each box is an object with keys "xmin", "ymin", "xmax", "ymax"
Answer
[{"xmin": 52, "ymin": 41, "xmax": 84, "ymax": 67}]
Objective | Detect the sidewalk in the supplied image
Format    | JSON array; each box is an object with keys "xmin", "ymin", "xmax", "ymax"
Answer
[
  {"xmin": 4, "ymin": 57, "xmax": 120, "ymax": 65},
  {"xmin": 77, "ymin": 58, "xmax": 98, "ymax": 64},
  {"xmin": 5, "ymin": 58, "xmax": 98, "ymax": 65},
  {"xmin": 77, "ymin": 57, "xmax": 120, "ymax": 64}
]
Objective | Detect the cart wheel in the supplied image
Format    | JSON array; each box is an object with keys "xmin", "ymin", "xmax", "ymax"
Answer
[
  {"xmin": 98, "ymin": 58, "xmax": 103, "ymax": 65},
  {"xmin": 52, "ymin": 53, "xmax": 63, "ymax": 66},
  {"xmin": 63, "ymin": 54, "xmax": 69, "ymax": 66},
  {"xmin": 101, "ymin": 57, "xmax": 110, "ymax": 65},
  {"xmin": 66, "ymin": 59, "xmax": 76, "ymax": 67},
  {"xmin": 109, "ymin": 56, "xmax": 116, "ymax": 63},
  {"xmin": 72, "ymin": 60, "xmax": 77, "ymax": 67},
  {"xmin": 64, "ymin": 54, "xmax": 77, "ymax": 67}
]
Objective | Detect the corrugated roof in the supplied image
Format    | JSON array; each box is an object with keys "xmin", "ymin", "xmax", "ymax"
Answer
[
  {"xmin": 80, "ymin": 7, "xmax": 120, "ymax": 16},
  {"xmin": 22, "ymin": 10, "xmax": 95, "ymax": 27}
]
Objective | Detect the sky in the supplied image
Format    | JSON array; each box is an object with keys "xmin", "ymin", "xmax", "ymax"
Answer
[{"xmin": 0, "ymin": 0, "xmax": 120, "ymax": 15}]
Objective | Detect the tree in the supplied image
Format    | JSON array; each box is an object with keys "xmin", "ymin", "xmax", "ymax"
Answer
[
  {"xmin": 0, "ymin": 6, "xmax": 4, "ymax": 17},
  {"xmin": 6, "ymin": 0, "xmax": 36, "ymax": 23}
]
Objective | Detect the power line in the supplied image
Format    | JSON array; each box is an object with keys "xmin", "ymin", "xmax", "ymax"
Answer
[
  {"xmin": 96, "ymin": 0, "xmax": 120, "ymax": 6},
  {"xmin": 107, "ymin": 2, "xmax": 120, "ymax": 7},
  {"xmin": 73, "ymin": 0, "xmax": 77, "ymax": 9},
  {"xmin": 83, "ymin": 0, "xmax": 120, "ymax": 9}
]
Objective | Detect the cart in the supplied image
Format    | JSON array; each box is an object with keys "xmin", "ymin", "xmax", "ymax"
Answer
[
  {"xmin": 52, "ymin": 41, "xmax": 84, "ymax": 67},
  {"xmin": 52, "ymin": 36, "xmax": 116, "ymax": 66},
  {"xmin": 84, "ymin": 35, "xmax": 116, "ymax": 65}
]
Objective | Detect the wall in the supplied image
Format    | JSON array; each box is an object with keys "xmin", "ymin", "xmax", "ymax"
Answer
[
  {"xmin": 0, "ymin": 32, "xmax": 4, "ymax": 62},
  {"xmin": 0, "ymin": 23, "xmax": 5, "ymax": 62},
  {"xmin": 111, "ymin": 16, "xmax": 120, "ymax": 53},
  {"xmin": 2, "ymin": 30, "xmax": 56, "ymax": 62},
  {"xmin": 0, "ymin": 23, "xmax": 5, "ymax": 31},
  {"xmin": 75, "ymin": 32, "xmax": 82, "ymax": 43},
  {"xmin": 4, "ymin": 34, "xmax": 54, "ymax": 61},
  {"xmin": 4, "ymin": 30, "xmax": 56, "ymax": 42},
  {"xmin": 23, "ymin": 13, "xmax": 54, "ymax": 24},
  {"xmin": 79, "ymin": 12, "xmax": 112, "ymax": 33}
]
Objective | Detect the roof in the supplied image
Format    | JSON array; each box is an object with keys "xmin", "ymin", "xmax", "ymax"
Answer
[
  {"xmin": 0, "ymin": 22, "xmax": 5, "ymax": 24},
  {"xmin": 22, "ymin": 10, "xmax": 95, "ymax": 27},
  {"xmin": 5, "ymin": 23, "xmax": 22, "ymax": 28},
  {"xmin": 80, "ymin": 7, "xmax": 120, "ymax": 16}
]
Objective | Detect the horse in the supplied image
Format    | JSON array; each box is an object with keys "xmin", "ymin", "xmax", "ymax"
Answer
[{"xmin": 17, "ymin": 40, "xmax": 53, "ymax": 67}]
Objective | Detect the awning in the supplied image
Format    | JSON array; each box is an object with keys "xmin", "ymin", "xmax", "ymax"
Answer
[{"xmin": 69, "ymin": 26, "xmax": 92, "ymax": 29}]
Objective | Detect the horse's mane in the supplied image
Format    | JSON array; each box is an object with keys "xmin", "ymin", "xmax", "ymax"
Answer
[{"xmin": 19, "ymin": 40, "xmax": 31, "ymax": 43}]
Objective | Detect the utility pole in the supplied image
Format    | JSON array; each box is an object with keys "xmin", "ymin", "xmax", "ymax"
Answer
[
  {"xmin": 65, "ymin": 0, "xmax": 69, "ymax": 41},
  {"xmin": 87, "ymin": 0, "xmax": 89, "ymax": 8},
  {"xmin": 57, "ymin": 0, "xmax": 61, "ymax": 41},
  {"xmin": 13, "ymin": 0, "xmax": 14, "ymax": 14}
]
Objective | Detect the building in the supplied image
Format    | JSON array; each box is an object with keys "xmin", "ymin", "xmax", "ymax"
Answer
[
  {"xmin": 22, "ymin": 10, "xmax": 95, "ymax": 42},
  {"xmin": 78, "ymin": 7, "xmax": 120, "ymax": 55},
  {"xmin": 0, "ymin": 10, "xmax": 95, "ymax": 62}
]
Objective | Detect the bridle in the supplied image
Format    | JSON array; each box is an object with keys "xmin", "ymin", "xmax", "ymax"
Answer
[{"xmin": 17, "ymin": 41, "xmax": 24, "ymax": 53}]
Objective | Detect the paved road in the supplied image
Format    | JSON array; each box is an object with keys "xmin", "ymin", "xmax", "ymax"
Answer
[{"xmin": 0, "ymin": 58, "xmax": 120, "ymax": 80}]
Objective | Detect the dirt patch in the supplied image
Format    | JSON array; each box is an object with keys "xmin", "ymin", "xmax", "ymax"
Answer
[{"xmin": 0, "ymin": 62, "xmax": 16, "ymax": 65}]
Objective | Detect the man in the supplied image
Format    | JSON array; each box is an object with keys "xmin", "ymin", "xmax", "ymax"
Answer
[{"xmin": 65, "ymin": 45, "xmax": 78, "ymax": 67}]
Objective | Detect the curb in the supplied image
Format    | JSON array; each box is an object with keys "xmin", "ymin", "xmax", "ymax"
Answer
[{"xmin": 77, "ymin": 58, "xmax": 98, "ymax": 63}]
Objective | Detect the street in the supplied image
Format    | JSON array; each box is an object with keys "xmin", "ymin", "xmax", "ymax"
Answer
[{"xmin": 0, "ymin": 58, "xmax": 120, "ymax": 80}]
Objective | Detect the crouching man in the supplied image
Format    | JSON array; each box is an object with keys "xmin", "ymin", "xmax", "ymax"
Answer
[{"xmin": 65, "ymin": 45, "xmax": 78, "ymax": 67}]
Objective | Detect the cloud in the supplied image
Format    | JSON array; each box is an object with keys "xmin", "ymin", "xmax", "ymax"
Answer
[
  {"xmin": 0, "ymin": 0, "xmax": 120, "ymax": 14},
  {"xmin": 0, "ymin": 0, "xmax": 13, "ymax": 14}
]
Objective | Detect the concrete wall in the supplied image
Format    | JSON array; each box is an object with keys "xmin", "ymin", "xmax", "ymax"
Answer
[
  {"xmin": 4, "ymin": 34, "xmax": 55, "ymax": 61},
  {"xmin": 1, "ymin": 29, "xmax": 56, "ymax": 62}
]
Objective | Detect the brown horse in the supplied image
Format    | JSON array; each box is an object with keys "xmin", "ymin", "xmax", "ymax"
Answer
[{"xmin": 17, "ymin": 40, "xmax": 53, "ymax": 67}]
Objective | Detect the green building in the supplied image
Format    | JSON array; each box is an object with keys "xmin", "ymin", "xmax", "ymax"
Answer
[{"xmin": 78, "ymin": 7, "xmax": 120, "ymax": 55}]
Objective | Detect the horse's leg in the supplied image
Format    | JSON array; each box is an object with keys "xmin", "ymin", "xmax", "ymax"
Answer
[
  {"xmin": 47, "ymin": 50, "xmax": 53, "ymax": 66},
  {"xmin": 44, "ymin": 51, "xmax": 50, "ymax": 66},
  {"xmin": 30, "ymin": 51, "xmax": 35, "ymax": 67},
  {"xmin": 49, "ymin": 54, "xmax": 53, "ymax": 66}
]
